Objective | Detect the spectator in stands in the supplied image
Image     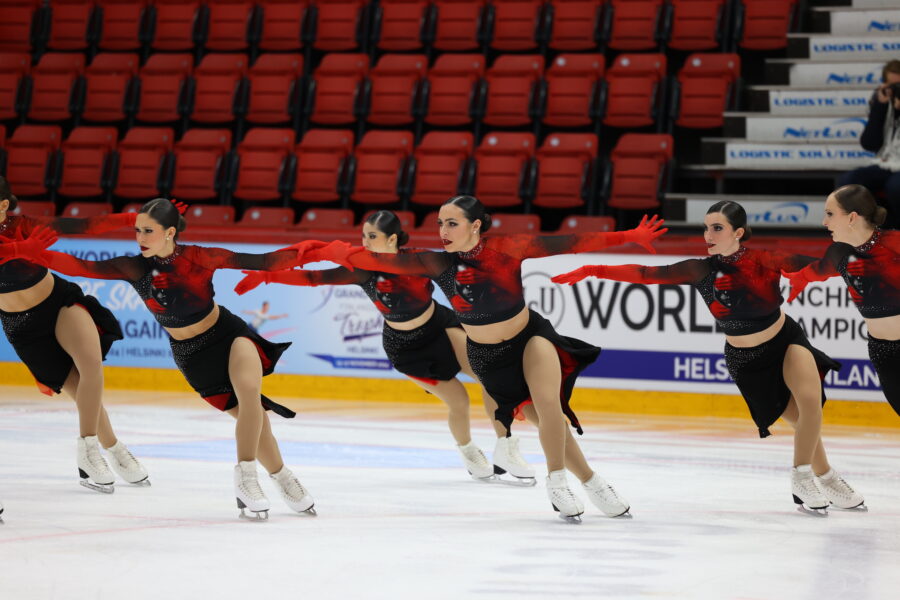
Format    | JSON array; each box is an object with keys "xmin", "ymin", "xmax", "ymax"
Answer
[{"xmin": 839, "ymin": 60, "xmax": 900, "ymax": 228}]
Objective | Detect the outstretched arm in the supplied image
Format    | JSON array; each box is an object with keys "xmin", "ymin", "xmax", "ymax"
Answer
[
  {"xmin": 299, "ymin": 244, "xmax": 451, "ymax": 278},
  {"xmin": 36, "ymin": 212, "xmax": 138, "ymax": 236},
  {"xmin": 190, "ymin": 245, "xmax": 303, "ymax": 272},
  {"xmin": 496, "ymin": 215, "xmax": 668, "ymax": 259},
  {"xmin": 36, "ymin": 250, "xmax": 142, "ymax": 280},
  {"xmin": 553, "ymin": 258, "xmax": 710, "ymax": 286},
  {"xmin": 781, "ymin": 244, "xmax": 849, "ymax": 302},
  {"xmin": 235, "ymin": 267, "xmax": 364, "ymax": 295},
  {"xmin": 0, "ymin": 225, "xmax": 58, "ymax": 266}
]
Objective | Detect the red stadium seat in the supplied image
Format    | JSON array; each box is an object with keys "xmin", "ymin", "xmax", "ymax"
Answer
[
  {"xmin": 95, "ymin": 0, "xmax": 147, "ymax": 51},
  {"xmin": 487, "ymin": 213, "xmax": 540, "ymax": 234},
  {"xmin": 82, "ymin": 52, "xmax": 139, "ymax": 124},
  {"xmin": 11, "ymin": 200, "xmax": 57, "ymax": 218},
  {"xmin": 62, "ymin": 201, "xmax": 113, "ymax": 218},
  {"xmin": 28, "ymin": 53, "xmax": 85, "ymax": 123},
  {"xmin": 294, "ymin": 207, "xmax": 354, "ymax": 230},
  {"xmin": 424, "ymin": 53, "xmax": 485, "ymax": 127},
  {"xmin": 372, "ymin": 0, "xmax": 429, "ymax": 52},
  {"xmin": 483, "ymin": 54, "xmax": 544, "ymax": 128},
  {"xmin": 547, "ymin": 0, "xmax": 604, "ymax": 51},
  {"xmin": 0, "ymin": 0, "xmax": 41, "ymax": 52},
  {"xmin": 473, "ymin": 132, "xmax": 535, "ymax": 208},
  {"xmin": 603, "ymin": 53, "xmax": 666, "ymax": 129},
  {"xmin": 553, "ymin": 214, "xmax": 615, "ymax": 234},
  {"xmin": 361, "ymin": 209, "xmax": 415, "ymax": 232},
  {"xmin": 367, "ymin": 54, "xmax": 427, "ymax": 127},
  {"xmin": 246, "ymin": 53, "xmax": 303, "ymax": 126},
  {"xmin": 292, "ymin": 129, "xmax": 354, "ymax": 205},
  {"xmin": 490, "ymin": 0, "xmax": 544, "ymax": 52},
  {"xmin": 543, "ymin": 53, "xmax": 604, "ymax": 129},
  {"xmin": 738, "ymin": 0, "xmax": 795, "ymax": 51},
  {"xmin": 113, "ymin": 126, "xmax": 175, "ymax": 199},
  {"xmin": 150, "ymin": 0, "xmax": 203, "ymax": 52},
  {"xmin": 257, "ymin": 0, "xmax": 306, "ymax": 52},
  {"xmin": 608, "ymin": 133, "xmax": 673, "ymax": 210},
  {"xmin": 46, "ymin": 0, "xmax": 96, "ymax": 51},
  {"xmin": 307, "ymin": 53, "xmax": 369, "ymax": 127},
  {"xmin": 58, "ymin": 126, "xmax": 117, "ymax": 198},
  {"xmin": 309, "ymin": 0, "xmax": 367, "ymax": 51},
  {"xmin": 668, "ymin": 0, "xmax": 726, "ymax": 51},
  {"xmin": 206, "ymin": 0, "xmax": 255, "ymax": 51},
  {"xmin": 170, "ymin": 128, "xmax": 232, "ymax": 201},
  {"xmin": 534, "ymin": 133, "xmax": 598, "ymax": 209},
  {"xmin": 674, "ymin": 53, "xmax": 740, "ymax": 129},
  {"xmin": 136, "ymin": 53, "xmax": 192, "ymax": 124},
  {"xmin": 239, "ymin": 206, "xmax": 295, "ymax": 228},
  {"xmin": 0, "ymin": 52, "xmax": 31, "ymax": 121},
  {"xmin": 350, "ymin": 130, "xmax": 414, "ymax": 205},
  {"xmin": 606, "ymin": 0, "xmax": 663, "ymax": 51},
  {"xmin": 411, "ymin": 131, "xmax": 474, "ymax": 207},
  {"xmin": 190, "ymin": 52, "xmax": 248, "ymax": 125},
  {"xmin": 433, "ymin": 0, "xmax": 486, "ymax": 52},
  {"xmin": 4, "ymin": 125, "xmax": 63, "ymax": 198},
  {"xmin": 233, "ymin": 127, "xmax": 295, "ymax": 203},
  {"xmin": 414, "ymin": 209, "xmax": 439, "ymax": 232},
  {"xmin": 185, "ymin": 203, "xmax": 236, "ymax": 225}
]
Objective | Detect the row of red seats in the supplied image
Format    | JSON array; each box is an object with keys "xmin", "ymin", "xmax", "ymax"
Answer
[
  {"xmin": 0, "ymin": 50, "xmax": 739, "ymax": 133},
  {"xmin": 0, "ymin": 0, "xmax": 796, "ymax": 57},
  {"xmin": 0, "ymin": 124, "xmax": 671, "ymax": 212},
  {"xmin": 13, "ymin": 198, "xmax": 616, "ymax": 236}
]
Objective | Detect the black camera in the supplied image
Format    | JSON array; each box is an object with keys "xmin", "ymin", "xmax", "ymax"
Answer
[{"xmin": 888, "ymin": 82, "xmax": 900, "ymax": 98}]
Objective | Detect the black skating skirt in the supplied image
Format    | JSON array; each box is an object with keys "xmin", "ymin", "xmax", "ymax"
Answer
[
  {"xmin": 0, "ymin": 274, "xmax": 122, "ymax": 395},
  {"xmin": 382, "ymin": 302, "xmax": 462, "ymax": 385},
  {"xmin": 724, "ymin": 315, "xmax": 840, "ymax": 438},
  {"xmin": 169, "ymin": 305, "xmax": 295, "ymax": 418},
  {"xmin": 466, "ymin": 309, "xmax": 601, "ymax": 436},
  {"xmin": 867, "ymin": 334, "xmax": 900, "ymax": 417}
]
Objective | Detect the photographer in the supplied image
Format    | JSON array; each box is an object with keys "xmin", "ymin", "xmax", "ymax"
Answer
[{"xmin": 838, "ymin": 59, "xmax": 900, "ymax": 228}]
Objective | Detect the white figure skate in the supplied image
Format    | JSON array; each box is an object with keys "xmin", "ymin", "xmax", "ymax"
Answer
[
  {"xmin": 235, "ymin": 461, "xmax": 270, "ymax": 520},
  {"xmin": 77, "ymin": 435, "xmax": 114, "ymax": 494}
]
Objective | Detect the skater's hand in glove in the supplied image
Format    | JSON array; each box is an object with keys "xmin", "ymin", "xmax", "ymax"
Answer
[
  {"xmin": 450, "ymin": 294, "xmax": 473, "ymax": 312},
  {"xmin": 375, "ymin": 277, "xmax": 396, "ymax": 293},
  {"xmin": 781, "ymin": 269, "xmax": 812, "ymax": 303},
  {"xmin": 145, "ymin": 298, "xmax": 167, "ymax": 314},
  {"xmin": 713, "ymin": 274, "xmax": 736, "ymax": 291},
  {"xmin": 151, "ymin": 273, "xmax": 174, "ymax": 289},
  {"xmin": 454, "ymin": 266, "xmax": 485, "ymax": 285},
  {"xmin": 621, "ymin": 215, "xmax": 667, "ymax": 254},
  {"xmin": 235, "ymin": 270, "xmax": 272, "ymax": 295},
  {"xmin": 551, "ymin": 265, "xmax": 605, "ymax": 285},
  {"xmin": 709, "ymin": 300, "xmax": 730, "ymax": 319},
  {"xmin": 281, "ymin": 239, "xmax": 330, "ymax": 266},
  {"xmin": 0, "ymin": 225, "xmax": 58, "ymax": 266}
]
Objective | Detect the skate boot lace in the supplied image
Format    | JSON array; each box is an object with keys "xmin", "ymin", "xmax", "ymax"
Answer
[
  {"xmin": 462, "ymin": 445, "xmax": 490, "ymax": 468},
  {"xmin": 793, "ymin": 470, "xmax": 826, "ymax": 502},
  {"xmin": 86, "ymin": 440, "xmax": 107, "ymax": 471},
  {"xmin": 820, "ymin": 473, "xmax": 857, "ymax": 501},
  {"xmin": 241, "ymin": 471, "xmax": 266, "ymax": 500},
  {"xmin": 112, "ymin": 445, "xmax": 137, "ymax": 467},
  {"xmin": 506, "ymin": 437, "xmax": 529, "ymax": 467},
  {"xmin": 281, "ymin": 474, "xmax": 309, "ymax": 500}
]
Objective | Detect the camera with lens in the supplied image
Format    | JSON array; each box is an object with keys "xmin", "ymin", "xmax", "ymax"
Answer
[{"xmin": 888, "ymin": 82, "xmax": 900, "ymax": 98}]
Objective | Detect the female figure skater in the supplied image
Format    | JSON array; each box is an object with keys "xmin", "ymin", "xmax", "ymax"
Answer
[
  {"xmin": 8, "ymin": 198, "xmax": 326, "ymax": 519},
  {"xmin": 266, "ymin": 196, "xmax": 666, "ymax": 522},
  {"xmin": 783, "ymin": 184, "xmax": 900, "ymax": 417},
  {"xmin": 0, "ymin": 176, "xmax": 148, "ymax": 493},
  {"xmin": 553, "ymin": 200, "xmax": 865, "ymax": 513},
  {"xmin": 237, "ymin": 210, "xmax": 535, "ymax": 484}
]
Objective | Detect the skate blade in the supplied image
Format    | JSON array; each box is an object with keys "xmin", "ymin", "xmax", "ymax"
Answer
[
  {"xmin": 126, "ymin": 477, "xmax": 151, "ymax": 487},
  {"xmin": 552, "ymin": 503, "xmax": 583, "ymax": 524},
  {"xmin": 610, "ymin": 508, "xmax": 633, "ymax": 519},
  {"xmin": 793, "ymin": 494, "xmax": 828, "ymax": 516},
  {"xmin": 239, "ymin": 509, "xmax": 269, "ymax": 521},
  {"xmin": 79, "ymin": 479, "xmax": 115, "ymax": 494},
  {"xmin": 832, "ymin": 502, "xmax": 867, "ymax": 512},
  {"xmin": 303, "ymin": 506, "xmax": 317, "ymax": 517}
]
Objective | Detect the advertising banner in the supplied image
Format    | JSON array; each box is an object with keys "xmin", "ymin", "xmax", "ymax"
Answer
[
  {"xmin": 744, "ymin": 115, "xmax": 867, "ymax": 142},
  {"xmin": 787, "ymin": 62, "xmax": 882, "ymax": 87},
  {"xmin": 723, "ymin": 142, "xmax": 874, "ymax": 168},
  {"xmin": 768, "ymin": 89, "xmax": 872, "ymax": 115},
  {"xmin": 808, "ymin": 36, "xmax": 900, "ymax": 61},
  {"xmin": 684, "ymin": 199, "xmax": 824, "ymax": 228},
  {"xmin": 0, "ymin": 239, "xmax": 883, "ymax": 400},
  {"xmin": 829, "ymin": 12, "xmax": 900, "ymax": 36}
]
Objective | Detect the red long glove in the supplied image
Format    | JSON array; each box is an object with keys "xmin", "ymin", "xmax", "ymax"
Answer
[
  {"xmin": 297, "ymin": 240, "xmax": 364, "ymax": 270},
  {"xmin": 620, "ymin": 215, "xmax": 668, "ymax": 254},
  {"xmin": 0, "ymin": 225, "xmax": 59, "ymax": 266},
  {"xmin": 551, "ymin": 265, "xmax": 608, "ymax": 285},
  {"xmin": 781, "ymin": 268, "xmax": 819, "ymax": 303}
]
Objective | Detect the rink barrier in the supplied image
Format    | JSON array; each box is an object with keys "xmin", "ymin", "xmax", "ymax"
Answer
[{"xmin": 4, "ymin": 362, "xmax": 897, "ymax": 429}]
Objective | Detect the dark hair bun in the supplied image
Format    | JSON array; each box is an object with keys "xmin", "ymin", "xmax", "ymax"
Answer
[
  {"xmin": 396, "ymin": 230, "xmax": 410, "ymax": 246},
  {"xmin": 365, "ymin": 210, "xmax": 408, "ymax": 247},
  {"xmin": 873, "ymin": 206, "xmax": 888, "ymax": 227},
  {"xmin": 480, "ymin": 212, "xmax": 492, "ymax": 233},
  {"xmin": 741, "ymin": 225, "xmax": 752, "ymax": 242}
]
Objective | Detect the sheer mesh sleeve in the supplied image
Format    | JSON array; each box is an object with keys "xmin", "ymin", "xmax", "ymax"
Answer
[
  {"xmin": 491, "ymin": 232, "xmax": 634, "ymax": 259},
  {"xmin": 599, "ymin": 259, "xmax": 711, "ymax": 284},
  {"xmin": 272, "ymin": 267, "xmax": 367, "ymax": 287},
  {"xmin": 344, "ymin": 248, "xmax": 452, "ymax": 278},
  {"xmin": 756, "ymin": 250, "xmax": 819, "ymax": 274},
  {"xmin": 42, "ymin": 250, "xmax": 146, "ymax": 281},
  {"xmin": 186, "ymin": 245, "xmax": 299, "ymax": 271},
  {"xmin": 37, "ymin": 212, "xmax": 137, "ymax": 235}
]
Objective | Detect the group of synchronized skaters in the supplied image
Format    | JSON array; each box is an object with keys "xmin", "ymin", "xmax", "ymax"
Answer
[{"xmin": 0, "ymin": 173, "xmax": 897, "ymax": 522}]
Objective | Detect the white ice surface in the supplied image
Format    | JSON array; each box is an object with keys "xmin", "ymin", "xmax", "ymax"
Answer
[{"xmin": 1, "ymin": 391, "xmax": 899, "ymax": 600}]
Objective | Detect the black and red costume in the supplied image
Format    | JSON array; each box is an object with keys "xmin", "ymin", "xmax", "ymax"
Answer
[
  {"xmin": 304, "ymin": 230, "xmax": 658, "ymax": 435},
  {"xmin": 241, "ymin": 249, "xmax": 464, "ymax": 385},
  {"xmin": 17, "ymin": 242, "xmax": 299, "ymax": 416},
  {"xmin": 554, "ymin": 247, "xmax": 841, "ymax": 437},
  {"xmin": 0, "ymin": 213, "xmax": 134, "ymax": 394},
  {"xmin": 785, "ymin": 229, "xmax": 900, "ymax": 414}
]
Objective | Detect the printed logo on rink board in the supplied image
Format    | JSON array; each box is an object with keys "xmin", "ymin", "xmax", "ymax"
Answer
[
  {"xmin": 826, "ymin": 72, "xmax": 880, "ymax": 85},
  {"xmin": 523, "ymin": 271, "xmax": 565, "ymax": 328},
  {"xmin": 725, "ymin": 144, "xmax": 874, "ymax": 167},
  {"xmin": 788, "ymin": 62, "xmax": 881, "ymax": 86},
  {"xmin": 810, "ymin": 38, "xmax": 900, "ymax": 59},
  {"xmin": 781, "ymin": 117, "xmax": 867, "ymax": 140},
  {"xmin": 747, "ymin": 117, "xmax": 867, "ymax": 141},
  {"xmin": 684, "ymin": 199, "xmax": 821, "ymax": 227},
  {"xmin": 769, "ymin": 91, "xmax": 870, "ymax": 115},
  {"xmin": 868, "ymin": 20, "xmax": 900, "ymax": 32}
]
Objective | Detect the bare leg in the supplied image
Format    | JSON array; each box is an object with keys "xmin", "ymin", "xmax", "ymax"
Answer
[
  {"xmin": 61, "ymin": 369, "xmax": 118, "ymax": 448},
  {"xmin": 781, "ymin": 394, "xmax": 831, "ymax": 475},
  {"xmin": 408, "ymin": 377, "xmax": 473, "ymax": 445},
  {"xmin": 227, "ymin": 407, "xmax": 285, "ymax": 474},
  {"xmin": 519, "ymin": 402, "xmax": 592, "ymax": 481},
  {"xmin": 522, "ymin": 336, "xmax": 571, "ymax": 474},
  {"xmin": 228, "ymin": 337, "xmax": 264, "ymax": 463},
  {"xmin": 782, "ymin": 344, "xmax": 829, "ymax": 470},
  {"xmin": 446, "ymin": 327, "xmax": 506, "ymax": 438},
  {"xmin": 55, "ymin": 306, "xmax": 104, "ymax": 438}
]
